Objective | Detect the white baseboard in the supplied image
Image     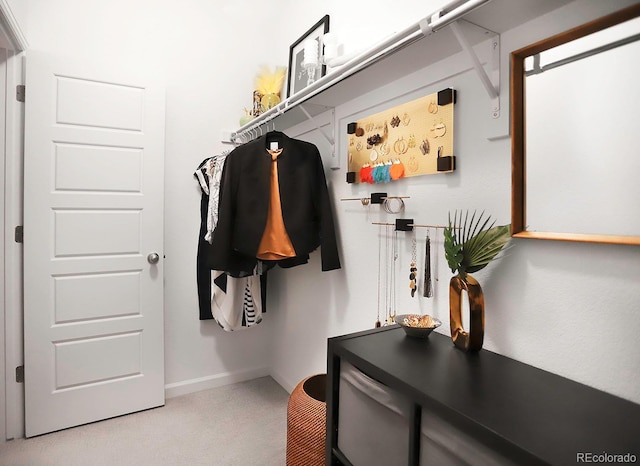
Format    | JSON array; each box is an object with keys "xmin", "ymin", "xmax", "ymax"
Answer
[
  {"xmin": 268, "ymin": 369, "xmax": 296, "ymax": 395},
  {"xmin": 164, "ymin": 366, "xmax": 271, "ymax": 398}
]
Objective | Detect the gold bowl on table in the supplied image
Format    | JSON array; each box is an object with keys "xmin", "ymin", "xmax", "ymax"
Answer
[{"xmin": 394, "ymin": 314, "xmax": 441, "ymax": 339}]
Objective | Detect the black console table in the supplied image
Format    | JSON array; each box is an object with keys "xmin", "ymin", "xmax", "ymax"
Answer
[{"xmin": 326, "ymin": 326, "xmax": 640, "ymax": 465}]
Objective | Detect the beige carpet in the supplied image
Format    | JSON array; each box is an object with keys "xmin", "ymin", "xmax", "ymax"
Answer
[{"xmin": 0, "ymin": 376, "xmax": 289, "ymax": 466}]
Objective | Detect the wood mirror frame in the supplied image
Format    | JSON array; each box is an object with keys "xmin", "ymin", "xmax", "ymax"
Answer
[{"xmin": 511, "ymin": 3, "xmax": 640, "ymax": 246}]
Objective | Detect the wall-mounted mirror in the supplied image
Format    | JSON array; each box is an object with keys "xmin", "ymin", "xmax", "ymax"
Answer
[{"xmin": 511, "ymin": 3, "xmax": 640, "ymax": 246}]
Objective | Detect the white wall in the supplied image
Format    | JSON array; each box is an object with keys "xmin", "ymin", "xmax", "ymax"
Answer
[
  {"xmin": 21, "ymin": 0, "xmax": 640, "ymax": 424},
  {"xmin": 275, "ymin": 0, "xmax": 452, "ymax": 69},
  {"xmin": 3, "ymin": 0, "xmax": 26, "ymax": 28},
  {"xmin": 266, "ymin": 0, "xmax": 640, "ymax": 407},
  {"xmin": 2, "ymin": 0, "xmax": 27, "ymax": 40}
]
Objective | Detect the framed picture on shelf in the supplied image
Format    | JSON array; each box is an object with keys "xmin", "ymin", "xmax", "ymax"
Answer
[{"xmin": 287, "ymin": 15, "xmax": 330, "ymax": 98}]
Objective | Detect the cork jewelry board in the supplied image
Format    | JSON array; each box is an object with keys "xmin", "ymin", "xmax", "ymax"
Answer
[{"xmin": 346, "ymin": 88, "xmax": 456, "ymax": 184}]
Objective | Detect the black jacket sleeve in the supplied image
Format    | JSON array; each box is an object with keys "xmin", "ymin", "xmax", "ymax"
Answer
[{"xmin": 312, "ymin": 147, "xmax": 341, "ymax": 271}]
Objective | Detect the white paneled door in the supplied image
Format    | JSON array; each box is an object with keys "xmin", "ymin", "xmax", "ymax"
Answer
[{"xmin": 23, "ymin": 52, "xmax": 166, "ymax": 437}]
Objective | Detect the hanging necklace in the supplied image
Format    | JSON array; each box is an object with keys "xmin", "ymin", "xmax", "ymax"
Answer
[
  {"xmin": 388, "ymin": 228, "xmax": 398, "ymax": 324},
  {"xmin": 423, "ymin": 230, "xmax": 433, "ymax": 298},
  {"xmin": 434, "ymin": 227, "xmax": 440, "ymax": 285},
  {"xmin": 375, "ymin": 225, "xmax": 383, "ymax": 328},
  {"xmin": 409, "ymin": 230, "xmax": 418, "ymax": 297},
  {"xmin": 384, "ymin": 225, "xmax": 392, "ymax": 325}
]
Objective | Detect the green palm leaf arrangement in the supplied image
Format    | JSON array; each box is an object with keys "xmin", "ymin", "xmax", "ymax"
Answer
[{"xmin": 444, "ymin": 210, "xmax": 511, "ymax": 283}]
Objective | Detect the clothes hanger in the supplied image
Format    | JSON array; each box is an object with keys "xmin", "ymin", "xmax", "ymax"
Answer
[{"xmin": 266, "ymin": 119, "xmax": 278, "ymax": 136}]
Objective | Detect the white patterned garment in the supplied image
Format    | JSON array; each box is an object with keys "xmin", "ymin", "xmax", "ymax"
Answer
[
  {"xmin": 195, "ymin": 153, "xmax": 264, "ymax": 331},
  {"xmin": 211, "ymin": 271, "xmax": 263, "ymax": 331},
  {"xmin": 194, "ymin": 153, "xmax": 227, "ymax": 242},
  {"xmin": 206, "ymin": 153, "xmax": 227, "ymax": 243}
]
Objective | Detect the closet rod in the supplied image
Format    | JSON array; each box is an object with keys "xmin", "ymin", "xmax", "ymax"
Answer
[
  {"xmin": 526, "ymin": 32, "xmax": 640, "ymax": 76},
  {"xmin": 232, "ymin": 0, "xmax": 491, "ymax": 141}
]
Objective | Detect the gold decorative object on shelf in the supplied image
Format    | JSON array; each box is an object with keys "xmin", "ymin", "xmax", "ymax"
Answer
[
  {"xmin": 444, "ymin": 211, "xmax": 511, "ymax": 351},
  {"xmin": 346, "ymin": 88, "xmax": 456, "ymax": 184},
  {"xmin": 239, "ymin": 108, "xmax": 255, "ymax": 126},
  {"xmin": 260, "ymin": 93, "xmax": 280, "ymax": 110},
  {"xmin": 254, "ymin": 65, "xmax": 287, "ymax": 113},
  {"xmin": 252, "ymin": 90, "xmax": 263, "ymax": 117}
]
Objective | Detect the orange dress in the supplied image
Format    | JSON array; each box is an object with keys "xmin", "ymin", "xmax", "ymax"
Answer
[{"xmin": 256, "ymin": 149, "xmax": 297, "ymax": 260}]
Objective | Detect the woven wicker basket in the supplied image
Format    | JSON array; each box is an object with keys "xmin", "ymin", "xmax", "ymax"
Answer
[{"xmin": 286, "ymin": 374, "xmax": 327, "ymax": 466}]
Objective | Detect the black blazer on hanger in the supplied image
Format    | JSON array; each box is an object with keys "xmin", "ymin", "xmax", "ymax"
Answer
[{"xmin": 209, "ymin": 131, "xmax": 341, "ymax": 276}]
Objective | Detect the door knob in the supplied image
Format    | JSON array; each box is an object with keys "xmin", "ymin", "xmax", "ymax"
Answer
[{"xmin": 147, "ymin": 252, "xmax": 160, "ymax": 264}]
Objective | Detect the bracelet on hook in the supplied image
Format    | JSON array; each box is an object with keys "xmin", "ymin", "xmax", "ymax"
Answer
[
  {"xmin": 372, "ymin": 220, "xmax": 460, "ymax": 231},
  {"xmin": 340, "ymin": 194, "xmax": 410, "ymax": 209}
]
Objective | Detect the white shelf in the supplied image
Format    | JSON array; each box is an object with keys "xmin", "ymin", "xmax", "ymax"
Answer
[{"xmin": 231, "ymin": 0, "xmax": 573, "ymax": 142}]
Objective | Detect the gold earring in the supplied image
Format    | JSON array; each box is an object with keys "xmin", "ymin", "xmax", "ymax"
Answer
[
  {"xmin": 379, "ymin": 142, "xmax": 390, "ymax": 157},
  {"xmin": 434, "ymin": 121, "xmax": 446, "ymax": 138},
  {"xmin": 393, "ymin": 137, "xmax": 408, "ymax": 155},
  {"xmin": 407, "ymin": 155, "xmax": 419, "ymax": 173}
]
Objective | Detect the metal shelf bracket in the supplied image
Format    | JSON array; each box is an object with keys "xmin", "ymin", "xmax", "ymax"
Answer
[
  {"xmin": 299, "ymin": 104, "xmax": 335, "ymax": 147},
  {"xmin": 299, "ymin": 104, "xmax": 336, "ymax": 165},
  {"xmin": 450, "ymin": 20, "xmax": 501, "ymax": 119}
]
